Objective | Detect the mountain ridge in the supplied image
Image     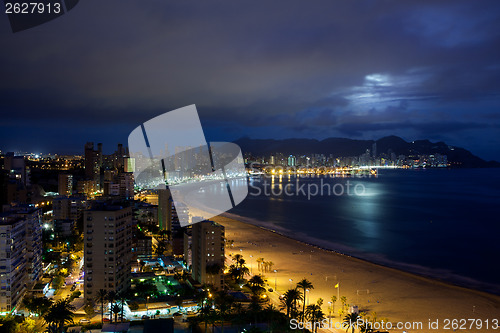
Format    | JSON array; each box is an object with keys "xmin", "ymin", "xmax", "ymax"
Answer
[{"xmin": 233, "ymin": 136, "xmax": 500, "ymax": 168}]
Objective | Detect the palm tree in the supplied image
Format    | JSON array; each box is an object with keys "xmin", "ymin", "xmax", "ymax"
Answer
[
  {"xmin": 43, "ymin": 299, "xmax": 75, "ymax": 333},
  {"xmin": 248, "ymin": 295, "xmax": 263, "ymax": 324},
  {"xmin": 343, "ymin": 313, "xmax": 361, "ymax": 333},
  {"xmin": 232, "ymin": 254, "xmax": 243, "ymax": 268},
  {"xmin": 214, "ymin": 290, "xmax": 234, "ymax": 333},
  {"xmin": 231, "ymin": 302, "xmax": 246, "ymax": 331},
  {"xmin": 112, "ymin": 304, "xmax": 121, "ymax": 323},
  {"xmin": 23, "ymin": 296, "xmax": 53, "ymax": 317},
  {"xmin": 247, "ymin": 275, "xmax": 266, "ymax": 296},
  {"xmin": 340, "ymin": 295, "xmax": 347, "ymax": 311},
  {"xmin": 107, "ymin": 290, "xmax": 117, "ymax": 322},
  {"xmin": 279, "ymin": 288, "xmax": 303, "ymax": 319},
  {"xmin": 305, "ymin": 304, "xmax": 325, "ymax": 333},
  {"xmin": 266, "ymin": 261, "xmax": 274, "ymax": 273},
  {"xmin": 256, "ymin": 257, "xmax": 264, "ymax": 272},
  {"xmin": 117, "ymin": 289, "xmax": 131, "ymax": 322},
  {"xmin": 95, "ymin": 289, "xmax": 107, "ymax": 324},
  {"xmin": 331, "ymin": 295, "xmax": 337, "ymax": 317},
  {"xmin": 296, "ymin": 278, "xmax": 314, "ymax": 321}
]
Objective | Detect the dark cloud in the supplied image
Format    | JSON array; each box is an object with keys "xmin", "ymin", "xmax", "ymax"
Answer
[{"xmin": 0, "ymin": 0, "xmax": 500, "ymax": 159}]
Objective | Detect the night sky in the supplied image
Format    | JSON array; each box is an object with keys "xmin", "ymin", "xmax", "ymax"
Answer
[{"xmin": 1, "ymin": 0, "xmax": 500, "ymax": 160}]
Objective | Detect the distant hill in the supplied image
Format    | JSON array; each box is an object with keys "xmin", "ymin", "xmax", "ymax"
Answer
[{"xmin": 234, "ymin": 136, "xmax": 500, "ymax": 168}]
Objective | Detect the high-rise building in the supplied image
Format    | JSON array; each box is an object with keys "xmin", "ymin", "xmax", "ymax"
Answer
[
  {"xmin": 287, "ymin": 155, "xmax": 296, "ymax": 167},
  {"xmin": 10, "ymin": 205, "xmax": 43, "ymax": 286},
  {"xmin": 84, "ymin": 142, "xmax": 102, "ymax": 189},
  {"xmin": 191, "ymin": 221, "xmax": 225, "ymax": 290},
  {"xmin": 0, "ymin": 204, "xmax": 42, "ymax": 313},
  {"xmin": 77, "ymin": 180, "xmax": 97, "ymax": 197},
  {"xmin": 84, "ymin": 201, "xmax": 133, "ymax": 303},
  {"xmin": 183, "ymin": 227, "xmax": 193, "ymax": 268},
  {"xmin": 53, "ymin": 196, "xmax": 87, "ymax": 222},
  {"xmin": 0, "ymin": 170, "xmax": 9, "ymax": 207},
  {"xmin": 136, "ymin": 235, "xmax": 152, "ymax": 257},
  {"xmin": 4, "ymin": 153, "xmax": 28, "ymax": 186},
  {"xmin": 158, "ymin": 189, "xmax": 172, "ymax": 232},
  {"xmin": 124, "ymin": 158, "xmax": 135, "ymax": 173},
  {"xmin": 0, "ymin": 215, "xmax": 26, "ymax": 313},
  {"xmin": 118, "ymin": 173, "xmax": 134, "ymax": 199},
  {"xmin": 58, "ymin": 174, "xmax": 73, "ymax": 197}
]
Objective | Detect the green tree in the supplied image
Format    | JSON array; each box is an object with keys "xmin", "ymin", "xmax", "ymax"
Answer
[
  {"xmin": 0, "ymin": 315, "xmax": 20, "ymax": 333},
  {"xmin": 343, "ymin": 313, "xmax": 361, "ymax": 333},
  {"xmin": 214, "ymin": 290, "xmax": 234, "ymax": 333},
  {"xmin": 117, "ymin": 289, "xmax": 131, "ymax": 322},
  {"xmin": 306, "ymin": 304, "xmax": 326, "ymax": 333},
  {"xmin": 84, "ymin": 302, "xmax": 95, "ymax": 320},
  {"xmin": 95, "ymin": 289, "xmax": 107, "ymax": 324},
  {"xmin": 112, "ymin": 304, "xmax": 121, "ymax": 323},
  {"xmin": 256, "ymin": 257, "xmax": 264, "ymax": 272},
  {"xmin": 279, "ymin": 288, "xmax": 303, "ymax": 319},
  {"xmin": 199, "ymin": 303, "xmax": 213, "ymax": 333},
  {"xmin": 19, "ymin": 317, "xmax": 43, "ymax": 333},
  {"xmin": 23, "ymin": 296, "xmax": 53, "ymax": 317},
  {"xmin": 247, "ymin": 275, "xmax": 266, "ymax": 296},
  {"xmin": 296, "ymin": 278, "xmax": 314, "ymax": 321},
  {"xmin": 52, "ymin": 275, "xmax": 64, "ymax": 290},
  {"xmin": 43, "ymin": 299, "xmax": 75, "ymax": 333},
  {"xmin": 340, "ymin": 296, "xmax": 347, "ymax": 310},
  {"xmin": 330, "ymin": 295, "xmax": 337, "ymax": 317},
  {"xmin": 106, "ymin": 291, "xmax": 117, "ymax": 322}
]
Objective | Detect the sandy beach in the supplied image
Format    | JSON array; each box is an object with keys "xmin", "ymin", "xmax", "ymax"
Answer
[{"xmin": 212, "ymin": 215, "xmax": 500, "ymax": 333}]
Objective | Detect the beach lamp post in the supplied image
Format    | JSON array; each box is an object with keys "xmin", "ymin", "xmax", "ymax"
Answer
[
  {"xmin": 328, "ymin": 301, "xmax": 332, "ymax": 327},
  {"xmin": 249, "ymin": 255, "xmax": 253, "ymax": 274},
  {"xmin": 274, "ymin": 270, "xmax": 277, "ymax": 290}
]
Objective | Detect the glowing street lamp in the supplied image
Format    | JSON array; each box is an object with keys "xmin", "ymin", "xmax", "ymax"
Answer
[
  {"xmin": 274, "ymin": 270, "xmax": 277, "ymax": 290},
  {"xmin": 328, "ymin": 301, "xmax": 332, "ymax": 326}
]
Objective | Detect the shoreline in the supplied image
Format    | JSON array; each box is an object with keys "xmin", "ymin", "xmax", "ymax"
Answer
[
  {"xmin": 212, "ymin": 214, "xmax": 500, "ymax": 333},
  {"xmin": 221, "ymin": 212, "xmax": 500, "ymax": 297}
]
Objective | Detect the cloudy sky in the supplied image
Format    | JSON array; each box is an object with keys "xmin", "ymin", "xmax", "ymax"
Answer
[{"xmin": 1, "ymin": 0, "xmax": 500, "ymax": 160}]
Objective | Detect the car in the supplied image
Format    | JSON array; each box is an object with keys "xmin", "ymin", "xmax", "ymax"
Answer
[
  {"xmin": 173, "ymin": 312, "xmax": 182, "ymax": 317},
  {"xmin": 103, "ymin": 318, "xmax": 111, "ymax": 322},
  {"xmin": 268, "ymin": 288, "xmax": 273, "ymax": 292},
  {"xmin": 79, "ymin": 319, "xmax": 90, "ymax": 324},
  {"xmin": 142, "ymin": 315, "xmax": 150, "ymax": 320}
]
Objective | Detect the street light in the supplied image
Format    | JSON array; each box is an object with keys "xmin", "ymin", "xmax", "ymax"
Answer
[
  {"xmin": 146, "ymin": 296, "xmax": 150, "ymax": 315},
  {"xmin": 328, "ymin": 301, "xmax": 332, "ymax": 327},
  {"xmin": 274, "ymin": 270, "xmax": 277, "ymax": 290}
]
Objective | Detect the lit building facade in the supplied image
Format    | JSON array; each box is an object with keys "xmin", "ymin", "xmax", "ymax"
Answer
[
  {"xmin": 191, "ymin": 221, "xmax": 225, "ymax": 290},
  {"xmin": 84, "ymin": 202, "xmax": 133, "ymax": 303}
]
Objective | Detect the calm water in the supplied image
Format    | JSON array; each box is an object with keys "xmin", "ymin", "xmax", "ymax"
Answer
[{"xmin": 226, "ymin": 168, "xmax": 500, "ymax": 294}]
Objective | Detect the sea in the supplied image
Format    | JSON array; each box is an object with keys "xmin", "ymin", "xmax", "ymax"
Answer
[{"xmin": 225, "ymin": 168, "xmax": 500, "ymax": 295}]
